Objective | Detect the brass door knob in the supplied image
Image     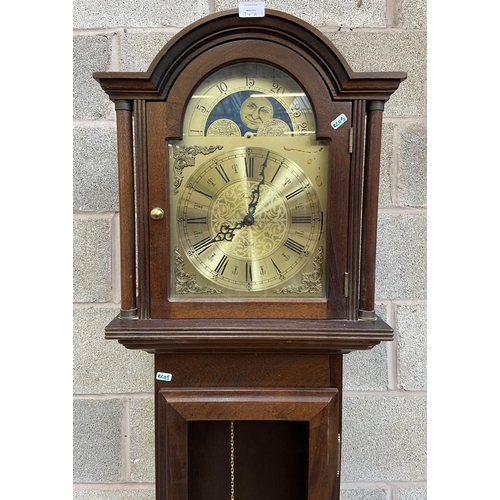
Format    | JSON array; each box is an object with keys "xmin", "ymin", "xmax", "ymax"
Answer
[{"xmin": 150, "ymin": 208, "xmax": 165, "ymax": 220}]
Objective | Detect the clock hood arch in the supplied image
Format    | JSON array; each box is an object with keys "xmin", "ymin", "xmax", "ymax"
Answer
[{"xmin": 94, "ymin": 9, "xmax": 406, "ymax": 105}]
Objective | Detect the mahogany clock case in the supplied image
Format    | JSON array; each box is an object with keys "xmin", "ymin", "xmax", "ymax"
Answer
[{"xmin": 93, "ymin": 9, "xmax": 406, "ymax": 500}]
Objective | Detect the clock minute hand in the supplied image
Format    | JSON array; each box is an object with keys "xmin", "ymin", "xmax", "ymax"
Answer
[
  {"xmin": 210, "ymin": 152, "xmax": 271, "ymax": 244},
  {"xmin": 244, "ymin": 150, "xmax": 270, "ymax": 224}
]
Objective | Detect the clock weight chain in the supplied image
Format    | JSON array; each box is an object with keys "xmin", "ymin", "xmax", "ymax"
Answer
[{"xmin": 230, "ymin": 421, "xmax": 235, "ymax": 500}]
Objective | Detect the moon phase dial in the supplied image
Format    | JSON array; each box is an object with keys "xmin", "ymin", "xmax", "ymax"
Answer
[
  {"xmin": 176, "ymin": 147, "xmax": 324, "ymax": 293},
  {"xmin": 184, "ymin": 63, "xmax": 315, "ymax": 138}
]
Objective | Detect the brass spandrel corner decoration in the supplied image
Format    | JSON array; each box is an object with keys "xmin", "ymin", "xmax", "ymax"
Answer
[
  {"xmin": 275, "ymin": 246, "xmax": 323, "ymax": 294},
  {"xmin": 174, "ymin": 247, "xmax": 222, "ymax": 294},
  {"xmin": 172, "ymin": 144, "xmax": 223, "ymax": 194}
]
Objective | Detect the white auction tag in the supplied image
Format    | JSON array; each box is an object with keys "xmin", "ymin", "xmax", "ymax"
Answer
[
  {"xmin": 239, "ymin": 2, "xmax": 265, "ymax": 17},
  {"xmin": 156, "ymin": 372, "xmax": 172, "ymax": 381},
  {"xmin": 331, "ymin": 113, "xmax": 348, "ymax": 129}
]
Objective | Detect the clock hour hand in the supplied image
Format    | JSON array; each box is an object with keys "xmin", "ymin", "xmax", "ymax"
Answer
[
  {"xmin": 211, "ymin": 220, "xmax": 245, "ymax": 243},
  {"xmin": 244, "ymin": 151, "xmax": 270, "ymax": 224}
]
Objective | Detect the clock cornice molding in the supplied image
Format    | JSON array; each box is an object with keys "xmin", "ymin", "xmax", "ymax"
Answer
[{"xmin": 105, "ymin": 316, "xmax": 393, "ymax": 354}]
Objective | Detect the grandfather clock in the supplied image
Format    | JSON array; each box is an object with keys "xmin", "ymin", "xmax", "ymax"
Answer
[{"xmin": 94, "ymin": 8, "xmax": 406, "ymax": 500}]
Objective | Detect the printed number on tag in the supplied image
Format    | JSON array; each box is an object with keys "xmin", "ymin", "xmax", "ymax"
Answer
[
  {"xmin": 239, "ymin": 2, "xmax": 265, "ymax": 17},
  {"xmin": 331, "ymin": 113, "xmax": 347, "ymax": 129}
]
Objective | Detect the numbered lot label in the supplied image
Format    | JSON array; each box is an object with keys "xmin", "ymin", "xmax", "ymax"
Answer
[{"xmin": 331, "ymin": 113, "xmax": 347, "ymax": 129}]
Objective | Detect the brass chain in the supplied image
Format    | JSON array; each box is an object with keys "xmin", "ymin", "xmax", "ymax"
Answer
[{"xmin": 230, "ymin": 421, "xmax": 235, "ymax": 500}]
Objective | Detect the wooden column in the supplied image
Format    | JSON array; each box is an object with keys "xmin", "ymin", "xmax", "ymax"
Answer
[
  {"xmin": 347, "ymin": 100, "xmax": 366, "ymax": 320},
  {"xmin": 359, "ymin": 101, "xmax": 384, "ymax": 320},
  {"xmin": 115, "ymin": 100, "xmax": 137, "ymax": 318}
]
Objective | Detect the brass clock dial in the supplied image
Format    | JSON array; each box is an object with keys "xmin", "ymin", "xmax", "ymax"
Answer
[
  {"xmin": 176, "ymin": 146, "xmax": 323, "ymax": 292},
  {"xmin": 169, "ymin": 63, "xmax": 329, "ymax": 299}
]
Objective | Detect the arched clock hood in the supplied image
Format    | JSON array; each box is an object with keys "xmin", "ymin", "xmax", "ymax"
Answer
[{"xmin": 94, "ymin": 8, "xmax": 407, "ymax": 351}]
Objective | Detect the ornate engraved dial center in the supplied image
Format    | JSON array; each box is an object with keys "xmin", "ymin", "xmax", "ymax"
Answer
[{"xmin": 209, "ymin": 180, "xmax": 289, "ymax": 261}]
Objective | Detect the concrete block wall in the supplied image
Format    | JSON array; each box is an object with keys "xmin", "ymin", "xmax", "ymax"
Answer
[{"xmin": 73, "ymin": 1, "xmax": 427, "ymax": 499}]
